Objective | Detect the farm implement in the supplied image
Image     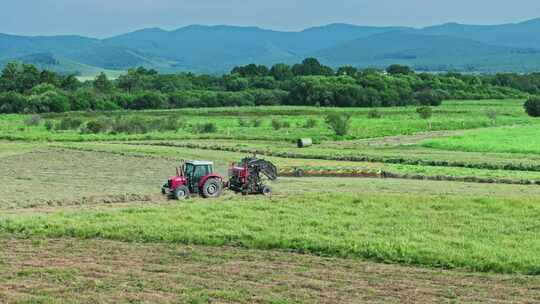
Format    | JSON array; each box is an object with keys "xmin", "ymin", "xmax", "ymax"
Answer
[{"xmin": 162, "ymin": 156, "xmax": 278, "ymax": 200}]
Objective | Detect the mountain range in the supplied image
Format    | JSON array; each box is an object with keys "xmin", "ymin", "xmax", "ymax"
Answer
[{"xmin": 3, "ymin": 18, "xmax": 540, "ymax": 75}]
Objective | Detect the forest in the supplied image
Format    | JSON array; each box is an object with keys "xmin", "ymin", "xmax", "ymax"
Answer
[{"xmin": 0, "ymin": 57, "xmax": 538, "ymax": 114}]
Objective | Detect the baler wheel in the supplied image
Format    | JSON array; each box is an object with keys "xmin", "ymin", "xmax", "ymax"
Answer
[{"xmin": 261, "ymin": 186, "xmax": 272, "ymax": 196}]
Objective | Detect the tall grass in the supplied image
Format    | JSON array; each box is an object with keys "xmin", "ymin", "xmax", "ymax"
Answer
[{"xmin": 2, "ymin": 192, "xmax": 540, "ymax": 274}]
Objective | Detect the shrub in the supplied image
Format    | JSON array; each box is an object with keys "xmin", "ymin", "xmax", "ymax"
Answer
[
  {"xmin": 524, "ymin": 96, "xmax": 540, "ymax": 117},
  {"xmin": 84, "ymin": 119, "xmax": 111, "ymax": 134},
  {"xmin": 56, "ymin": 117, "xmax": 83, "ymax": 130},
  {"xmin": 193, "ymin": 122, "xmax": 217, "ymax": 133},
  {"xmin": 44, "ymin": 120, "xmax": 54, "ymax": 131},
  {"xmin": 112, "ymin": 117, "xmax": 149, "ymax": 134},
  {"xmin": 158, "ymin": 116, "xmax": 183, "ymax": 132},
  {"xmin": 250, "ymin": 118, "xmax": 263, "ymax": 127},
  {"xmin": 24, "ymin": 115, "xmax": 42, "ymax": 126},
  {"xmin": 271, "ymin": 119, "xmax": 283, "ymax": 130},
  {"xmin": 416, "ymin": 106, "xmax": 432, "ymax": 119},
  {"xmin": 367, "ymin": 109, "xmax": 382, "ymax": 119},
  {"xmin": 304, "ymin": 118, "xmax": 318, "ymax": 128},
  {"xmin": 416, "ymin": 106, "xmax": 433, "ymax": 129},
  {"xmin": 238, "ymin": 118, "xmax": 249, "ymax": 127},
  {"xmin": 325, "ymin": 113, "xmax": 351, "ymax": 136},
  {"xmin": 485, "ymin": 108, "xmax": 497, "ymax": 124}
]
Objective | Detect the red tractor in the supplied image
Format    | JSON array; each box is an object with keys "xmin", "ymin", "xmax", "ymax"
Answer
[
  {"xmin": 162, "ymin": 160, "xmax": 224, "ymax": 200},
  {"xmin": 162, "ymin": 156, "xmax": 277, "ymax": 200}
]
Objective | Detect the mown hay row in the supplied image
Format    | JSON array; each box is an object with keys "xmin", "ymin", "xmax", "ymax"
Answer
[{"xmin": 133, "ymin": 141, "xmax": 540, "ymax": 173}]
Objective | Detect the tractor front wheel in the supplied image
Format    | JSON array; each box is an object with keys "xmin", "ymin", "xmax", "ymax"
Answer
[
  {"xmin": 202, "ymin": 178, "xmax": 223, "ymax": 198},
  {"xmin": 174, "ymin": 186, "xmax": 190, "ymax": 200}
]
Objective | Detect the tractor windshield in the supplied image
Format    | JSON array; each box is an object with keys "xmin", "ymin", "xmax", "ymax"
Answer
[{"xmin": 184, "ymin": 163, "xmax": 195, "ymax": 178}]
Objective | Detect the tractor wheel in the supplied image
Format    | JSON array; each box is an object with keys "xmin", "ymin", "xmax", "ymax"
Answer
[
  {"xmin": 173, "ymin": 186, "xmax": 190, "ymax": 200},
  {"xmin": 202, "ymin": 178, "xmax": 223, "ymax": 198},
  {"xmin": 261, "ymin": 186, "xmax": 272, "ymax": 196}
]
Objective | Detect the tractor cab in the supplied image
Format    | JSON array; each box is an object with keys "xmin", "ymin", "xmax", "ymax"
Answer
[
  {"xmin": 162, "ymin": 160, "xmax": 223, "ymax": 200},
  {"xmin": 183, "ymin": 161, "xmax": 214, "ymax": 193}
]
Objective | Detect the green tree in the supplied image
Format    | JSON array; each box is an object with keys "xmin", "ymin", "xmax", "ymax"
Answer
[
  {"xmin": 93, "ymin": 73, "xmax": 113, "ymax": 94},
  {"xmin": 336, "ymin": 66, "xmax": 358, "ymax": 77},
  {"xmin": 0, "ymin": 91, "xmax": 28, "ymax": 113},
  {"xmin": 231, "ymin": 64, "xmax": 269, "ymax": 77},
  {"xmin": 414, "ymin": 89, "xmax": 443, "ymax": 106},
  {"xmin": 269, "ymin": 63, "xmax": 293, "ymax": 81},
  {"xmin": 386, "ymin": 64, "xmax": 413, "ymax": 75},
  {"xmin": 524, "ymin": 96, "xmax": 540, "ymax": 117},
  {"xmin": 20, "ymin": 64, "xmax": 40, "ymax": 92},
  {"xmin": 61, "ymin": 75, "xmax": 81, "ymax": 91},
  {"xmin": 130, "ymin": 91, "xmax": 167, "ymax": 110},
  {"xmin": 0, "ymin": 62, "xmax": 20, "ymax": 92},
  {"xmin": 292, "ymin": 58, "xmax": 334, "ymax": 76}
]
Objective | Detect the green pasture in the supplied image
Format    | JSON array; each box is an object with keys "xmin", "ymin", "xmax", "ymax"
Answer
[
  {"xmin": 2, "ymin": 192, "xmax": 540, "ymax": 275},
  {"xmin": 423, "ymin": 124, "xmax": 540, "ymax": 154},
  {"xmin": 0, "ymin": 99, "xmax": 531, "ymax": 142}
]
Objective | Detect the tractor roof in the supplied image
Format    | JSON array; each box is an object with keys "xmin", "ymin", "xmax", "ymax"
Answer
[{"xmin": 186, "ymin": 160, "xmax": 214, "ymax": 166}]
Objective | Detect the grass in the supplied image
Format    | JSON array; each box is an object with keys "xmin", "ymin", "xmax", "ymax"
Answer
[
  {"xmin": 423, "ymin": 124, "xmax": 540, "ymax": 154},
  {"xmin": 2, "ymin": 99, "xmax": 540, "ymax": 302},
  {"xmin": 56, "ymin": 142, "xmax": 540, "ymax": 183},
  {"xmin": 3, "ymin": 238, "xmax": 538, "ymax": 303},
  {"xmin": 0, "ymin": 99, "xmax": 532, "ymax": 142},
  {"xmin": 2, "ymin": 192, "xmax": 540, "ymax": 275}
]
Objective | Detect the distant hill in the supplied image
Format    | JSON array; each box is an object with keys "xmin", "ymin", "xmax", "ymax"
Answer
[
  {"xmin": 2, "ymin": 18, "xmax": 540, "ymax": 74},
  {"xmin": 420, "ymin": 18, "xmax": 540, "ymax": 49},
  {"xmin": 314, "ymin": 31, "xmax": 540, "ymax": 72}
]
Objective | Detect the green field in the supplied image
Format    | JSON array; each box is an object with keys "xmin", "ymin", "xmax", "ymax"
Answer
[
  {"xmin": 0, "ymin": 99, "xmax": 531, "ymax": 142},
  {"xmin": 2, "ymin": 99, "xmax": 540, "ymax": 303},
  {"xmin": 423, "ymin": 124, "xmax": 540, "ymax": 154},
  {"xmin": 3, "ymin": 192, "xmax": 540, "ymax": 274}
]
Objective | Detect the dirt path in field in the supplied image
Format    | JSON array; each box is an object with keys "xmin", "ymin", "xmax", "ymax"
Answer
[{"xmin": 0, "ymin": 238, "xmax": 538, "ymax": 304}]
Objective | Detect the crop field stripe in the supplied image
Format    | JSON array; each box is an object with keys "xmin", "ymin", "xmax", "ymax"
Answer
[
  {"xmin": 97, "ymin": 141, "xmax": 540, "ymax": 186},
  {"xmin": 129, "ymin": 141, "xmax": 540, "ymax": 173},
  {"xmin": 2, "ymin": 192, "xmax": 540, "ymax": 275},
  {"xmin": 2, "ymin": 238, "xmax": 539, "ymax": 303}
]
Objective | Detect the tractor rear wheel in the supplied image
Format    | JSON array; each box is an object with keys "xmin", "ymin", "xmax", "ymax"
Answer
[
  {"xmin": 202, "ymin": 178, "xmax": 223, "ymax": 198},
  {"xmin": 174, "ymin": 186, "xmax": 190, "ymax": 200}
]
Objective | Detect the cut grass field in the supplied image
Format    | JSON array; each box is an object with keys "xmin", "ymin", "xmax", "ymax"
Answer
[
  {"xmin": 56, "ymin": 142, "xmax": 540, "ymax": 183},
  {"xmin": 2, "ymin": 99, "xmax": 540, "ymax": 302},
  {"xmin": 3, "ymin": 238, "xmax": 539, "ymax": 304},
  {"xmin": 6, "ymin": 144, "xmax": 540, "ymax": 210}
]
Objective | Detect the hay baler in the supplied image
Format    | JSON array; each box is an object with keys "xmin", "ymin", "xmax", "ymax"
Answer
[{"xmin": 162, "ymin": 156, "xmax": 277, "ymax": 200}]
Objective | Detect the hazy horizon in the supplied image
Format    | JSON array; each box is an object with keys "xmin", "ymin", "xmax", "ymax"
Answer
[{"xmin": 2, "ymin": 0, "xmax": 540, "ymax": 38}]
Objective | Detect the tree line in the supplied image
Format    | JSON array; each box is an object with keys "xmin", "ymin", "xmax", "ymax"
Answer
[{"xmin": 0, "ymin": 58, "xmax": 533, "ymax": 114}]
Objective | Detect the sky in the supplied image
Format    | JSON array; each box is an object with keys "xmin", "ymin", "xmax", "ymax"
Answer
[{"xmin": 2, "ymin": 0, "xmax": 540, "ymax": 38}]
